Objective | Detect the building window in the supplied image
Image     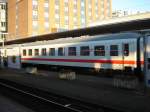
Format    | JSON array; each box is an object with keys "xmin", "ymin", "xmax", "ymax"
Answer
[
  {"xmin": 94, "ymin": 46, "xmax": 105, "ymax": 56},
  {"xmin": 88, "ymin": 0, "xmax": 92, "ymax": 16},
  {"xmin": 49, "ymin": 48, "xmax": 55, "ymax": 56},
  {"xmin": 64, "ymin": 16, "xmax": 69, "ymax": 25},
  {"xmin": 1, "ymin": 22, "xmax": 6, "ymax": 27},
  {"xmin": 55, "ymin": 1, "xmax": 59, "ymax": 23},
  {"xmin": 33, "ymin": 15, "xmax": 38, "ymax": 20},
  {"xmin": 44, "ymin": 2, "xmax": 49, "ymax": 8},
  {"xmin": 73, "ymin": 25, "xmax": 78, "ymax": 29},
  {"xmin": 81, "ymin": 10, "xmax": 84, "ymax": 15},
  {"xmin": 55, "ymin": 23, "xmax": 59, "ymax": 28},
  {"xmin": 0, "ymin": 34, "xmax": 5, "ymax": 39},
  {"xmin": 55, "ymin": 18, "xmax": 59, "ymax": 24},
  {"xmin": 74, "ymin": 0, "xmax": 77, "ymax": 5},
  {"xmin": 101, "ymin": 0, "xmax": 104, "ymax": 15},
  {"xmin": 110, "ymin": 45, "xmax": 118, "ymax": 56},
  {"xmin": 44, "ymin": 0, "xmax": 49, "ymax": 30},
  {"xmin": 32, "ymin": 32, "xmax": 38, "ymax": 36},
  {"xmin": 34, "ymin": 49, "xmax": 39, "ymax": 56},
  {"xmin": 64, "ymin": 0, "xmax": 68, "ymax": 3},
  {"xmin": 81, "ymin": 18, "xmax": 85, "ymax": 23},
  {"xmin": 32, "ymin": 10, "xmax": 38, "ymax": 20},
  {"xmin": 32, "ymin": 21, "xmax": 38, "ymax": 28},
  {"xmin": 1, "ymin": 4, "xmax": 6, "ymax": 9},
  {"xmin": 81, "ymin": 1, "xmax": 84, "ymax": 7},
  {"xmin": 55, "ymin": 0, "xmax": 59, "ymax": 5},
  {"xmin": 1, "ymin": 10, "xmax": 6, "ymax": 20},
  {"xmin": 41, "ymin": 48, "xmax": 47, "ymax": 56},
  {"xmin": 44, "ymin": 12, "xmax": 49, "ymax": 18},
  {"xmin": 23, "ymin": 49, "xmax": 26, "ymax": 56},
  {"xmin": 68, "ymin": 47, "xmax": 76, "ymax": 56},
  {"xmin": 64, "ymin": 6, "xmax": 68, "ymax": 12},
  {"xmin": 32, "ymin": 0, "xmax": 38, "ymax": 6},
  {"xmin": 28, "ymin": 49, "xmax": 32, "ymax": 56},
  {"xmin": 32, "ymin": 5, "xmax": 38, "ymax": 10},
  {"xmin": 80, "ymin": 0, "xmax": 85, "ymax": 26},
  {"xmin": 58, "ymin": 47, "xmax": 65, "ymax": 56},
  {"xmin": 55, "ymin": 14, "xmax": 59, "ymax": 22},
  {"xmin": 80, "ymin": 46, "xmax": 90, "ymax": 56},
  {"xmin": 64, "ymin": 2, "xmax": 68, "ymax": 7},
  {"xmin": 73, "ymin": 17, "xmax": 77, "ymax": 24},
  {"xmin": 44, "ymin": 22, "xmax": 49, "ymax": 30},
  {"xmin": 95, "ymin": 0, "xmax": 98, "ymax": 18},
  {"xmin": 1, "ymin": 4, "xmax": 3, "ymax": 9},
  {"xmin": 33, "ymin": 10, "xmax": 38, "ymax": 16}
]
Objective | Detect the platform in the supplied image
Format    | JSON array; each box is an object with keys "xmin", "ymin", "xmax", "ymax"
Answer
[{"xmin": 0, "ymin": 68, "xmax": 150, "ymax": 112}]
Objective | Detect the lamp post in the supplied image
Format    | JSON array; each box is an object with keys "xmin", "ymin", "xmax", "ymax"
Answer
[{"xmin": 0, "ymin": 32, "xmax": 8, "ymax": 68}]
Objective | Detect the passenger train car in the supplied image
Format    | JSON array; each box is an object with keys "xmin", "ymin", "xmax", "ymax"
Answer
[{"xmin": 1, "ymin": 32, "xmax": 150, "ymax": 77}]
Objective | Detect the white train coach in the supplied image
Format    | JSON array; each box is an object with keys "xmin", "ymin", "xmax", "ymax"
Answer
[{"xmin": 1, "ymin": 32, "xmax": 150, "ymax": 81}]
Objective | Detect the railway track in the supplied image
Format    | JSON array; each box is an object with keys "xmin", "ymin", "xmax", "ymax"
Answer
[{"xmin": 0, "ymin": 79, "xmax": 125, "ymax": 112}]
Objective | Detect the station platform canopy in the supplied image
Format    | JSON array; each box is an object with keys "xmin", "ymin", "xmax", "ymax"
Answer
[{"xmin": 5, "ymin": 12, "xmax": 150, "ymax": 45}]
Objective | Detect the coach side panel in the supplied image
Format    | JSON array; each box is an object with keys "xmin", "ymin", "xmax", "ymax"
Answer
[{"xmin": 21, "ymin": 38, "xmax": 137, "ymax": 71}]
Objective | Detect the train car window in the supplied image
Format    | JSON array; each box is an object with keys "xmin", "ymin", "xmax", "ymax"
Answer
[
  {"xmin": 123, "ymin": 44, "xmax": 129, "ymax": 56},
  {"xmin": 34, "ymin": 49, "xmax": 39, "ymax": 56},
  {"xmin": 94, "ymin": 45, "xmax": 105, "ymax": 56},
  {"xmin": 148, "ymin": 64, "xmax": 150, "ymax": 69},
  {"xmin": 68, "ymin": 47, "xmax": 76, "ymax": 56},
  {"xmin": 148, "ymin": 58, "xmax": 150, "ymax": 63},
  {"xmin": 42, "ymin": 48, "xmax": 47, "ymax": 56},
  {"xmin": 28, "ymin": 49, "xmax": 32, "ymax": 56},
  {"xmin": 80, "ymin": 46, "xmax": 90, "ymax": 56},
  {"xmin": 110, "ymin": 45, "xmax": 118, "ymax": 56},
  {"xmin": 49, "ymin": 48, "xmax": 55, "ymax": 56},
  {"xmin": 23, "ymin": 49, "xmax": 26, "ymax": 56},
  {"xmin": 12, "ymin": 56, "xmax": 16, "ymax": 63},
  {"xmin": 58, "ymin": 47, "xmax": 65, "ymax": 56}
]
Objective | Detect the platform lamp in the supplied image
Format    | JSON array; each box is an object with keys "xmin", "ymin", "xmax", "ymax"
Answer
[{"xmin": 0, "ymin": 32, "xmax": 8, "ymax": 68}]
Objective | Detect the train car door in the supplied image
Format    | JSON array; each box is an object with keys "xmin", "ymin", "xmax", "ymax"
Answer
[
  {"xmin": 122, "ymin": 41, "xmax": 134, "ymax": 70},
  {"xmin": 7, "ymin": 47, "xmax": 21, "ymax": 69},
  {"xmin": 145, "ymin": 36, "xmax": 150, "ymax": 87}
]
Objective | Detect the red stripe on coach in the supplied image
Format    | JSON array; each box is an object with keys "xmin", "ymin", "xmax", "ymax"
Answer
[{"xmin": 21, "ymin": 58, "xmax": 144, "ymax": 65}]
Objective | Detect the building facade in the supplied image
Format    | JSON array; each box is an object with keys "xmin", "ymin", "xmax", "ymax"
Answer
[
  {"xmin": 0, "ymin": 2, "xmax": 7, "ymax": 41},
  {"xmin": 7, "ymin": 0, "xmax": 112, "ymax": 41}
]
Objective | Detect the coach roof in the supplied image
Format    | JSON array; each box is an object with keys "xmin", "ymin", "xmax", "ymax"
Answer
[{"xmin": 21, "ymin": 32, "xmax": 140, "ymax": 46}]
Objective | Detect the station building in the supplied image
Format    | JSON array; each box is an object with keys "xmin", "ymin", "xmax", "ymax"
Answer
[{"xmin": 7, "ymin": 0, "xmax": 112, "ymax": 41}]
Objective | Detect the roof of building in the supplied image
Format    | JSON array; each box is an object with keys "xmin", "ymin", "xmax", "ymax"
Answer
[{"xmin": 89, "ymin": 12, "xmax": 150, "ymax": 27}]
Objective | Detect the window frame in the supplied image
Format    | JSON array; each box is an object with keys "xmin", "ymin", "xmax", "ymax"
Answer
[
  {"xmin": 94, "ymin": 45, "xmax": 105, "ymax": 56},
  {"xmin": 110, "ymin": 45, "xmax": 119, "ymax": 56},
  {"xmin": 28, "ymin": 49, "xmax": 32, "ymax": 56},
  {"xmin": 23, "ymin": 49, "xmax": 26, "ymax": 56},
  {"xmin": 80, "ymin": 46, "xmax": 90, "ymax": 56},
  {"xmin": 68, "ymin": 47, "xmax": 76, "ymax": 56},
  {"xmin": 58, "ymin": 47, "xmax": 65, "ymax": 56},
  {"xmin": 49, "ymin": 48, "xmax": 55, "ymax": 56},
  {"xmin": 34, "ymin": 49, "xmax": 39, "ymax": 56},
  {"xmin": 41, "ymin": 48, "xmax": 47, "ymax": 56}
]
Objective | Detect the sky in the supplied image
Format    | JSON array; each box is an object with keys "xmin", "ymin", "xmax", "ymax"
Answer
[{"xmin": 112, "ymin": 0, "xmax": 150, "ymax": 12}]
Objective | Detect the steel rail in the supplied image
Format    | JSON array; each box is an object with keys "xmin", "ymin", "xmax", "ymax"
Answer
[{"xmin": 0, "ymin": 81, "xmax": 82, "ymax": 112}]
